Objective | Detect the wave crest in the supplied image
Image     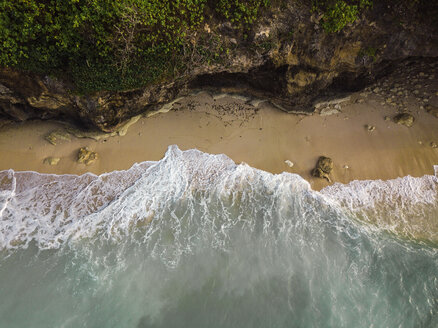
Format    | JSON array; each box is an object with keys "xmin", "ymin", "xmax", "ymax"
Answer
[{"xmin": 1, "ymin": 146, "xmax": 437, "ymax": 255}]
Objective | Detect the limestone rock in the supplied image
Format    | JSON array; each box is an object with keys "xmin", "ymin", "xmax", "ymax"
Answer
[
  {"xmin": 45, "ymin": 130, "xmax": 71, "ymax": 145},
  {"xmin": 77, "ymin": 147, "xmax": 98, "ymax": 165},
  {"xmin": 320, "ymin": 107, "xmax": 340, "ymax": 116},
  {"xmin": 66, "ymin": 114, "xmax": 142, "ymax": 140},
  {"xmin": 45, "ymin": 134, "xmax": 57, "ymax": 145},
  {"xmin": 27, "ymin": 93, "xmax": 69, "ymax": 110},
  {"xmin": 43, "ymin": 157, "xmax": 60, "ymax": 165},
  {"xmin": 314, "ymin": 96, "xmax": 351, "ymax": 110},
  {"xmin": 311, "ymin": 156, "xmax": 333, "ymax": 182},
  {"xmin": 393, "ymin": 113, "xmax": 415, "ymax": 127}
]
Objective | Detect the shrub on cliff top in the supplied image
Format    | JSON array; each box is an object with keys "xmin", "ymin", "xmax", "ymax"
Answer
[
  {"xmin": 312, "ymin": 0, "xmax": 373, "ymax": 32},
  {"xmin": 0, "ymin": 0, "xmax": 268, "ymax": 93},
  {"xmin": 215, "ymin": 0, "xmax": 270, "ymax": 29}
]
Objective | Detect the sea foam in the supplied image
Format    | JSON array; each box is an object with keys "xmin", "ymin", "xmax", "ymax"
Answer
[
  {"xmin": 0, "ymin": 146, "xmax": 437, "ymax": 253},
  {"xmin": 321, "ymin": 169, "xmax": 438, "ymax": 243},
  {"xmin": 0, "ymin": 146, "xmax": 437, "ymax": 328}
]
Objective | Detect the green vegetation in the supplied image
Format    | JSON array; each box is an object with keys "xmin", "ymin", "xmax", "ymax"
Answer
[
  {"xmin": 312, "ymin": 0, "xmax": 373, "ymax": 33},
  {"xmin": 215, "ymin": 0, "xmax": 270, "ymax": 29},
  {"xmin": 0, "ymin": 0, "xmax": 268, "ymax": 93},
  {"xmin": 2, "ymin": 0, "xmax": 431, "ymax": 93}
]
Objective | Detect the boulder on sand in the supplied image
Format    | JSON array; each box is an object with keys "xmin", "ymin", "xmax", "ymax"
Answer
[
  {"xmin": 311, "ymin": 156, "xmax": 333, "ymax": 182},
  {"xmin": 77, "ymin": 147, "xmax": 98, "ymax": 165}
]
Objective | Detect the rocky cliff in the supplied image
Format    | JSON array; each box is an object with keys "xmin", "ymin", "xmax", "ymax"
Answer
[{"xmin": 1, "ymin": 1, "xmax": 437, "ymax": 132}]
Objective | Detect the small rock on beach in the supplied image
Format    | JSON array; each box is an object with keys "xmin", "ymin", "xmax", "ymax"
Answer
[
  {"xmin": 43, "ymin": 157, "xmax": 60, "ymax": 165},
  {"xmin": 284, "ymin": 160, "xmax": 294, "ymax": 167},
  {"xmin": 393, "ymin": 113, "xmax": 415, "ymax": 127}
]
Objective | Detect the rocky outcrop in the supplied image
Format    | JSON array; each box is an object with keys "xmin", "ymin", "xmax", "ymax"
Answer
[
  {"xmin": 0, "ymin": 69, "xmax": 182, "ymax": 132},
  {"xmin": 0, "ymin": 1, "xmax": 437, "ymax": 132}
]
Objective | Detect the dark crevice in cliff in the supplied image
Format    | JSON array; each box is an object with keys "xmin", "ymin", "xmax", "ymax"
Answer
[
  {"xmin": 188, "ymin": 60, "xmax": 394, "ymax": 110},
  {"xmin": 187, "ymin": 56, "xmax": 437, "ymax": 113},
  {"xmin": 189, "ymin": 63, "xmax": 288, "ymax": 95}
]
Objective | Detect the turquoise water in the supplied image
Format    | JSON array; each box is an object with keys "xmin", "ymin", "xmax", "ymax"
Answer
[{"xmin": 0, "ymin": 146, "xmax": 437, "ymax": 327}]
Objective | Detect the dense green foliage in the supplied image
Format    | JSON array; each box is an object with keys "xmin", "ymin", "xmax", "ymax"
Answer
[
  {"xmin": 0, "ymin": 0, "xmax": 267, "ymax": 93},
  {"xmin": 1, "ymin": 0, "xmax": 433, "ymax": 93},
  {"xmin": 215, "ymin": 0, "xmax": 269, "ymax": 29},
  {"xmin": 312, "ymin": 0, "xmax": 372, "ymax": 32}
]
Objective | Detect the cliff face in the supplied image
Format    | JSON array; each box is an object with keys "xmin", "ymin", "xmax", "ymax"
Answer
[
  {"xmin": 1, "ymin": 1, "xmax": 437, "ymax": 132},
  {"xmin": 0, "ymin": 69, "xmax": 182, "ymax": 131}
]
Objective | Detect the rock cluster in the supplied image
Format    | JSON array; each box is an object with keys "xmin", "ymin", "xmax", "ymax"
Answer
[{"xmin": 358, "ymin": 60, "xmax": 437, "ymax": 112}]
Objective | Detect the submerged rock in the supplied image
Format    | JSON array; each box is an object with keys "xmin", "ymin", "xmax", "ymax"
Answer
[
  {"xmin": 311, "ymin": 156, "xmax": 333, "ymax": 182},
  {"xmin": 393, "ymin": 113, "xmax": 415, "ymax": 127},
  {"xmin": 77, "ymin": 147, "xmax": 98, "ymax": 165},
  {"xmin": 43, "ymin": 157, "xmax": 60, "ymax": 165}
]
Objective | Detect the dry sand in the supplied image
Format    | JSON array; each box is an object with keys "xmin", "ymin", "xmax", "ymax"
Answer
[{"xmin": 0, "ymin": 89, "xmax": 437, "ymax": 191}]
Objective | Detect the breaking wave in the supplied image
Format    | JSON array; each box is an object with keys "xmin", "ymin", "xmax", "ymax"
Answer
[{"xmin": 0, "ymin": 146, "xmax": 437, "ymax": 328}]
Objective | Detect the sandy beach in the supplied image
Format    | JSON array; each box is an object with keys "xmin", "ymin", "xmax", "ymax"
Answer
[{"xmin": 1, "ymin": 84, "xmax": 437, "ymax": 191}]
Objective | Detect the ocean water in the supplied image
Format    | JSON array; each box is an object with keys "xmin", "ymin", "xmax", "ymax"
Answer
[{"xmin": 0, "ymin": 145, "xmax": 437, "ymax": 328}]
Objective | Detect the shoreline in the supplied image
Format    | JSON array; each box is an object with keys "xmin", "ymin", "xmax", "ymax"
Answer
[{"xmin": 1, "ymin": 88, "xmax": 437, "ymax": 191}]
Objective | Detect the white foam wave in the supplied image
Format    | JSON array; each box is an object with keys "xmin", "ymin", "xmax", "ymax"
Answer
[
  {"xmin": 1, "ymin": 145, "xmax": 437, "ymax": 257},
  {"xmin": 0, "ymin": 146, "xmax": 341, "ymax": 255},
  {"xmin": 0, "ymin": 162, "xmax": 152, "ymax": 249},
  {"xmin": 321, "ymin": 172, "xmax": 438, "ymax": 243},
  {"xmin": 0, "ymin": 169, "xmax": 16, "ymax": 217}
]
